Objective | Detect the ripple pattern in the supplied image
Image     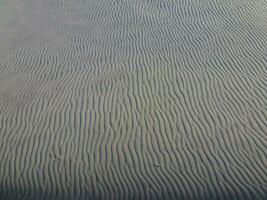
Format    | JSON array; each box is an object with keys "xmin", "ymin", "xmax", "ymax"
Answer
[{"xmin": 0, "ymin": 0, "xmax": 267, "ymax": 200}]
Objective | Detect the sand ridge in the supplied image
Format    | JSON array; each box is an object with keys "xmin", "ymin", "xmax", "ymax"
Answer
[{"xmin": 0, "ymin": 0, "xmax": 267, "ymax": 199}]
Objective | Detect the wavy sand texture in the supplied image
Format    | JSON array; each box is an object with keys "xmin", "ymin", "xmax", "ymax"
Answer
[{"xmin": 0, "ymin": 0, "xmax": 267, "ymax": 199}]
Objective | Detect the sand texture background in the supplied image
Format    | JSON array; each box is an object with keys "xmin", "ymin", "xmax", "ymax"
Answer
[{"xmin": 0, "ymin": 0, "xmax": 267, "ymax": 199}]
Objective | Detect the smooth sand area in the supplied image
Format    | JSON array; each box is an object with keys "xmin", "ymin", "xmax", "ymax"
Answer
[{"xmin": 0, "ymin": 0, "xmax": 267, "ymax": 199}]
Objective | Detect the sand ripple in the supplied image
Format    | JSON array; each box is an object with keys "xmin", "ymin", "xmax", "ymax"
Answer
[{"xmin": 0, "ymin": 0, "xmax": 267, "ymax": 199}]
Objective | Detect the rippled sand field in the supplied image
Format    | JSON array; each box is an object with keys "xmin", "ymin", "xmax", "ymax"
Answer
[{"xmin": 0, "ymin": 0, "xmax": 267, "ymax": 199}]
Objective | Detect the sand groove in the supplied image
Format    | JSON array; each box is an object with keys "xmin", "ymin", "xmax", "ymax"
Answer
[{"xmin": 0, "ymin": 0, "xmax": 267, "ymax": 199}]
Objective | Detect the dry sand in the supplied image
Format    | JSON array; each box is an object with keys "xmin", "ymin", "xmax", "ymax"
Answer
[{"xmin": 0, "ymin": 0, "xmax": 267, "ymax": 199}]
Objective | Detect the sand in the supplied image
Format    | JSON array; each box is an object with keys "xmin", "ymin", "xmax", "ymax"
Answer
[{"xmin": 0, "ymin": 0, "xmax": 267, "ymax": 199}]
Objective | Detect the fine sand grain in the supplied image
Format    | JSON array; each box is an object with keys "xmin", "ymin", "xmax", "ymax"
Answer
[{"xmin": 0, "ymin": 0, "xmax": 267, "ymax": 199}]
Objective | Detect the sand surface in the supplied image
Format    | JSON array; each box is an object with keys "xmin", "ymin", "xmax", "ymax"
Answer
[{"xmin": 0, "ymin": 0, "xmax": 267, "ymax": 199}]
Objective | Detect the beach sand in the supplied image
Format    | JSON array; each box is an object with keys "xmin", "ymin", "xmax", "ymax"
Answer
[{"xmin": 0, "ymin": 0, "xmax": 267, "ymax": 199}]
